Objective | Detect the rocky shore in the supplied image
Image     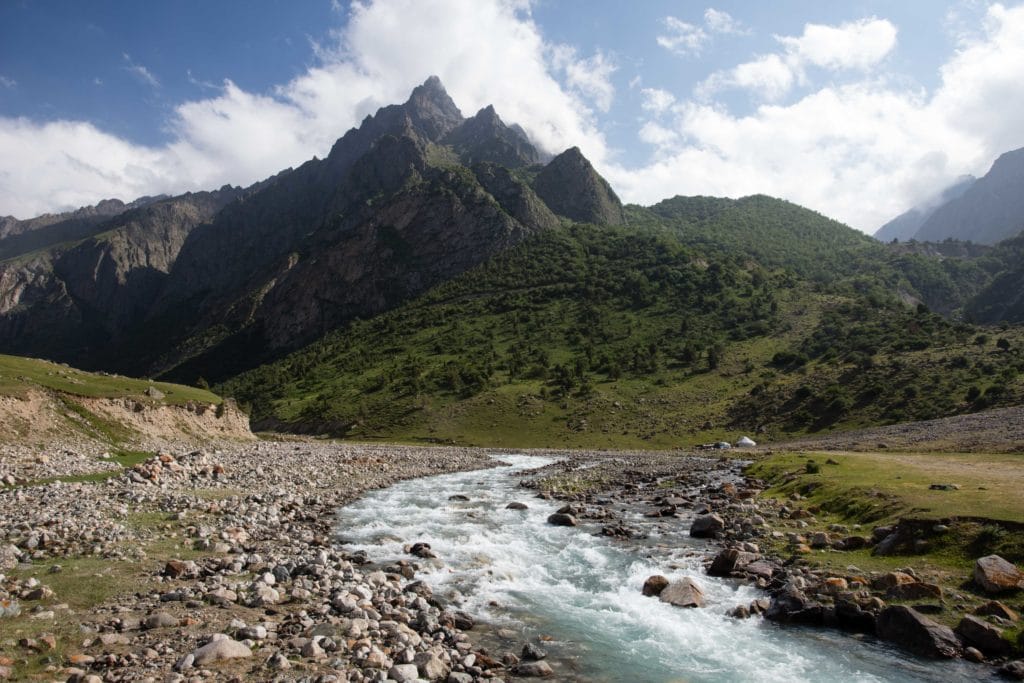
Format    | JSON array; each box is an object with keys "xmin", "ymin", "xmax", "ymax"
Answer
[
  {"xmin": 0, "ymin": 441, "xmax": 502, "ymax": 681},
  {"xmin": 521, "ymin": 450, "xmax": 1024, "ymax": 680}
]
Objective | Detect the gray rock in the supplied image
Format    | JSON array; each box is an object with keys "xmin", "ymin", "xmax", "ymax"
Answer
[
  {"xmin": 506, "ymin": 502, "xmax": 528, "ymax": 510},
  {"xmin": 415, "ymin": 651, "xmax": 448, "ymax": 680},
  {"xmin": 689, "ymin": 513, "xmax": 725, "ymax": 538},
  {"xmin": 143, "ymin": 611, "xmax": 178, "ymax": 629},
  {"xmin": 522, "ymin": 642, "xmax": 547, "ymax": 661},
  {"xmin": 513, "ymin": 660, "xmax": 554, "ymax": 677},
  {"xmin": 642, "ymin": 575, "xmax": 669, "ymax": 597},
  {"xmin": 546, "ymin": 513, "xmax": 577, "ymax": 527},
  {"xmin": 659, "ymin": 577, "xmax": 706, "ymax": 608},
  {"xmin": 390, "ymin": 663, "xmax": 421, "ymax": 682},
  {"xmin": 876, "ymin": 606, "xmax": 961, "ymax": 658},
  {"xmin": 192, "ymin": 637, "xmax": 252, "ymax": 666},
  {"xmin": 954, "ymin": 614, "xmax": 1011, "ymax": 657},
  {"xmin": 448, "ymin": 674, "xmax": 473, "ymax": 683}
]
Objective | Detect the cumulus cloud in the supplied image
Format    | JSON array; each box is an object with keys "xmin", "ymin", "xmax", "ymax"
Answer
[
  {"xmin": 617, "ymin": 4, "xmax": 1024, "ymax": 231},
  {"xmin": 640, "ymin": 88, "xmax": 676, "ymax": 113},
  {"xmin": 700, "ymin": 17, "xmax": 897, "ymax": 100},
  {"xmin": 0, "ymin": 0, "xmax": 611, "ymax": 218}
]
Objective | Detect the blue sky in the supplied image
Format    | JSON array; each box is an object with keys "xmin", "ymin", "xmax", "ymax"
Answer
[{"xmin": 1, "ymin": 1, "xmax": 1022, "ymax": 233}]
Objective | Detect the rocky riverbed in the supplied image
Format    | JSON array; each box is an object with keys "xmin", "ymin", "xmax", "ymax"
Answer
[
  {"xmin": 1, "ymin": 443, "xmax": 1021, "ymax": 681},
  {"xmin": 0, "ymin": 441, "xmax": 497, "ymax": 681},
  {"xmin": 519, "ymin": 450, "xmax": 1024, "ymax": 680}
]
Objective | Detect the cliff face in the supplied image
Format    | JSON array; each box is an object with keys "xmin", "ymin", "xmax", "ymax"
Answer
[{"xmin": 0, "ymin": 77, "xmax": 623, "ymax": 383}]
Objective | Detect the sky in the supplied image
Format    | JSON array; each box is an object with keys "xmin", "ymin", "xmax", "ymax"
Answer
[{"xmin": 1, "ymin": 1, "xmax": 1023, "ymax": 233}]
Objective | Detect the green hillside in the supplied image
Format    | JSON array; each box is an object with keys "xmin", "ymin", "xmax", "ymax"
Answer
[
  {"xmin": 219, "ymin": 218, "xmax": 1024, "ymax": 448},
  {"xmin": 0, "ymin": 353, "xmax": 221, "ymax": 405}
]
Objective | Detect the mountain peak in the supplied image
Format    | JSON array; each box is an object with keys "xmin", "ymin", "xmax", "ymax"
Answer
[
  {"xmin": 532, "ymin": 147, "xmax": 625, "ymax": 225},
  {"xmin": 404, "ymin": 76, "xmax": 463, "ymax": 140},
  {"xmin": 443, "ymin": 103, "xmax": 539, "ymax": 168}
]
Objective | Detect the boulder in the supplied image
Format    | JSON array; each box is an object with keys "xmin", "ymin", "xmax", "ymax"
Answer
[
  {"xmin": 954, "ymin": 615, "xmax": 1012, "ymax": 657},
  {"xmin": 506, "ymin": 502, "xmax": 529, "ymax": 510},
  {"xmin": 765, "ymin": 586, "xmax": 826, "ymax": 626},
  {"xmin": 513, "ymin": 660, "xmax": 554, "ymax": 677},
  {"xmin": 875, "ymin": 606, "xmax": 961, "ymax": 658},
  {"xmin": 642, "ymin": 575, "xmax": 669, "ymax": 597},
  {"xmin": 885, "ymin": 582, "xmax": 943, "ymax": 601},
  {"xmin": 546, "ymin": 513, "xmax": 577, "ymax": 527},
  {"xmin": 975, "ymin": 600, "xmax": 1019, "ymax": 622},
  {"xmin": 974, "ymin": 555, "xmax": 1024, "ymax": 594},
  {"xmin": 389, "ymin": 663, "xmax": 421, "ymax": 682},
  {"xmin": 522, "ymin": 642, "xmax": 547, "ymax": 661},
  {"xmin": 689, "ymin": 513, "xmax": 725, "ymax": 538},
  {"xmin": 834, "ymin": 598, "xmax": 876, "ymax": 634},
  {"xmin": 871, "ymin": 571, "xmax": 916, "ymax": 590},
  {"xmin": 143, "ymin": 611, "xmax": 178, "ymax": 629},
  {"xmin": 415, "ymin": 651, "xmax": 448, "ymax": 680},
  {"xmin": 191, "ymin": 637, "xmax": 252, "ymax": 666},
  {"xmin": 1001, "ymin": 661, "xmax": 1024, "ymax": 680},
  {"xmin": 659, "ymin": 578, "xmax": 706, "ymax": 608}
]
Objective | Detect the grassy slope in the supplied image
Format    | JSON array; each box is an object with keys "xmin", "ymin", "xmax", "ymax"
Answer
[
  {"xmin": 0, "ymin": 353, "xmax": 221, "ymax": 405},
  {"xmin": 219, "ymin": 216, "xmax": 1024, "ymax": 448}
]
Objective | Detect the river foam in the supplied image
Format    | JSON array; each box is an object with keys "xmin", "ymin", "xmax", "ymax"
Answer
[{"xmin": 337, "ymin": 454, "xmax": 983, "ymax": 682}]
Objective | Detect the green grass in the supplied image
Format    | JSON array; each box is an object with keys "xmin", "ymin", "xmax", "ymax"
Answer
[{"xmin": 0, "ymin": 353, "xmax": 222, "ymax": 405}]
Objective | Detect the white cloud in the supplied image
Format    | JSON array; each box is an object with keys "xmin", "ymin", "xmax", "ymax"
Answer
[
  {"xmin": 640, "ymin": 87, "xmax": 675, "ymax": 113},
  {"xmin": 549, "ymin": 46, "xmax": 617, "ymax": 112},
  {"xmin": 700, "ymin": 17, "xmax": 897, "ymax": 100},
  {"xmin": 0, "ymin": 76, "xmax": 15, "ymax": 89},
  {"xmin": 0, "ymin": 0, "xmax": 611, "ymax": 218},
  {"xmin": 704, "ymin": 8, "xmax": 748, "ymax": 35},
  {"xmin": 778, "ymin": 17, "xmax": 897, "ymax": 71},
  {"xmin": 122, "ymin": 53, "xmax": 160, "ymax": 89},
  {"xmin": 657, "ymin": 16, "xmax": 708, "ymax": 56},
  {"xmin": 617, "ymin": 4, "xmax": 1024, "ymax": 232}
]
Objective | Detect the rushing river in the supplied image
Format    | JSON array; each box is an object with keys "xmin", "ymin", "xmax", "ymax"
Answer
[{"xmin": 337, "ymin": 454, "xmax": 984, "ymax": 682}]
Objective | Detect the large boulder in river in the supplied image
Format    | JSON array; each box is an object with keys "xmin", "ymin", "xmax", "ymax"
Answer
[
  {"xmin": 642, "ymin": 575, "xmax": 669, "ymax": 597},
  {"xmin": 659, "ymin": 577, "xmax": 705, "ymax": 608},
  {"xmin": 689, "ymin": 513, "xmax": 725, "ymax": 538},
  {"xmin": 876, "ymin": 606, "xmax": 961, "ymax": 658},
  {"xmin": 547, "ymin": 512, "xmax": 577, "ymax": 527},
  {"xmin": 706, "ymin": 548, "xmax": 759, "ymax": 577},
  {"xmin": 765, "ymin": 586, "xmax": 826, "ymax": 626},
  {"xmin": 974, "ymin": 555, "xmax": 1024, "ymax": 594}
]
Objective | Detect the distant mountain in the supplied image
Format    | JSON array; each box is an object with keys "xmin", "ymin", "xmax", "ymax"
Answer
[
  {"xmin": 874, "ymin": 176, "xmax": 975, "ymax": 243},
  {"xmin": 913, "ymin": 147, "xmax": 1024, "ymax": 244},
  {"xmin": 0, "ymin": 194, "xmax": 165, "ymax": 260}
]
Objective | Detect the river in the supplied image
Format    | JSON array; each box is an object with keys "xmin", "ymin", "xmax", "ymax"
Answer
[{"xmin": 336, "ymin": 454, "xmax": 984, "ymax": 682}]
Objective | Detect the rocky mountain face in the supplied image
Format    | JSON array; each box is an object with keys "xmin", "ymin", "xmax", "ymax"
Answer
[
  {"xmin": 874, "ymin": 176, "xmax": 975, "ymax": 243},
  {"xmin": 0, "ymin": 195, "xmax": 165, "ymax": 260},
  {"xmin": 0, "ymin": 77, "xmax": 623, "ymax": 382},
  {"xmin": 532, "ymin": 147, "xmax": 626, "ymax": 226},
  {"xmin": 0, "ymin": 187, "xmax": 246, "ymax": 364},
  {"xmin": 881, "ymin": 147, "xmax": 1024, "ymax": 245}
]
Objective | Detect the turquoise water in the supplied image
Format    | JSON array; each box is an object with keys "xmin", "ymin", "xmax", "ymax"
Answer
[{"xmin": 337, "ymin": 455, "xmax": 985, "ymax": 682}]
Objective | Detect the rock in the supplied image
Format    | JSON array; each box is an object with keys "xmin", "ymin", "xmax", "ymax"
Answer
[
  {"xmin": 143, "ymin": 611, "xmax": 178, "ymax": 629},
  {"xmin": 707, "ymin": 548, "xmax": 740, "ymax": 577},
  {"xmin": 266, "ymin": 652, "xmax": 291, "ymax": 669},
  {"xmin": 506, "ymin": 502, "xmax": 528, "ymax": 510},
  {"xmin": 871, "ymin": 571, "xmax": 916, "ymax": 590},
  {"xmin": 642, "ymin": 575, "xmax": 669, "ymax": 597},
  {"xmin": 885, "ymin": 582, "xmax": 943, "ymax": 601},
  {"xmin": 389, "ymin": 663, "xmax": 421, "ymax": 682},
  {"xmin": 765, "ymin": 586, "xmax": 826, "ymax": 626},
  {"xmin": 410, "ymin": 542, "xmax": 437, "ymax": 559},
  {"xmin": 834, "ymin": 598, "xmax": 876, "ymax": 634},
  {"xmin": 191, "ymin": 637, "xmax": 252, "ymax": 666},
  {"xmin": 546, "ymin": 513, "xmax": 577, "ymax": 527},
  {"xmin": 955, "ymin": 615, "xmax": 1012, "ymax": 657},
  {"xmin": 301, "ymin": 639, "xmax": 326, "ymax": 660},
  {"xmin": 876, "ymin": 606, "xmax": 961, "ymax": 658},
  {"xmin": 976, "ymin": 600, "xmax": 1019, "ymax": 622},
  {"xmin": 448, "ymin": 494, "xmax": 470, "ymax": 501},
  {"xmin": 689, "ymin": 513, "xmax": 725, "ymax": 538},
  {"xmin": 0, "ymin": 545, "xmax": 20, "ymax": 571},
  {"xmin": 809, "ymin": 532, "xmax": 831, "ymax": 548},
  {"xmin": 928, "ymin": 483, "xmax": 960, "ymax": 490},
  {"xmin": 974, "ymin": 555, "xmax": 1024, "ymax": 594},
  {"xmin": 1001, "ymin": 661, "xmax": 1024, "ymax": 680},
  {"xmin": 448, "ymin": 673, "xmax": 473, "ymax": 683},
  {"xmin": 415, "ymin": 651, "xmax": 448, "ymax": 679},
  {"xmin": 659, "ymin": 577, "xmax": 706, "ymax": 608},
  {"xmin": 522, "ymin": 642, "xmax": 547, "ymax": 661},
  {"xmin": 513, "ymin": 660, "xmax": 554, "ymax": 677}
]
